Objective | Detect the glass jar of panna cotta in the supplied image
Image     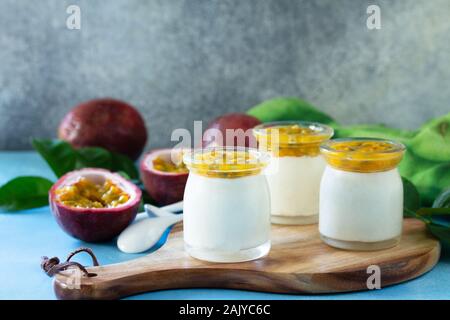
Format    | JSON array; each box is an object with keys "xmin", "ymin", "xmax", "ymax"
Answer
[
  {"xmin": 253, "ymin": 121, "xmax": 334, "ymax": 225},
  {"xmin": 182, "ymin": 147, "xmax": 271, "ymax": 263},
  {"xmin": 319, "ymin": 138, "xmax": 406, "ymax": 251}
]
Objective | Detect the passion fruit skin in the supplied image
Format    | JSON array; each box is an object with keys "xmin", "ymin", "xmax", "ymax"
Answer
[
  {"xmin": 140, "ymin": 149, "xmax": 188, "ymax": 206},
  {"xmin": 58, "ymin": 98, "xmax": 148, "ymax": 160},
  {"xmin": 49, "ymin": 168, "xmax": 142, "ymax": 242},
  {"xmin": 202, "ymin": 113, "xmax": 261, "ymax": 148}
]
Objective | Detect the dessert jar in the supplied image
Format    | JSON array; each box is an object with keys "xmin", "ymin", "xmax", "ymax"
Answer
[
  {"xmin": 319, "ymin": 138, "xmax": 406, "ymax": 251},
  {"xmin": 182, "ymin": 147, "xmax": 271, "ymax": 263},
  {"xmin": 253, "ymin": 121, "xmax": 334, "ymax": 225}
]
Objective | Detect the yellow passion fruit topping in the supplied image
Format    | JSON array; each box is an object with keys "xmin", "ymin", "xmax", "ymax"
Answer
[
  {"xmin": 320, "ymin": 139, "xmax": 406, "ymax": 173},
  {"xmin": 183, "ymin": 148, "xmax": 269, "ymax": 178},
  {"xmin": 253, "ymin": 122, "xmax": 333, "ymax": 157}
]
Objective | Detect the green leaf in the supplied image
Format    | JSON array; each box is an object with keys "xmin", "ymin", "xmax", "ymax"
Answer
[
  {"xmin": 116, "ymin": 170, "xmax": 131, "ymax": 180},
  {"xmin": 0, "ymin": 176, "xmax": 53, "ymax": 211},
  {"xmin": 417, "ymin": 207, "xmax": 450, "ymax": 227},
  {"xmin": 404, "ymin": 207, "xmax": 419, "ymax": 219},
  {"xmin": 32, "ymin": 139, "xmax": 139, "ymax": 180},
  {"xmin": 427, "ymin": 223, "xmax": 450, "ymax": 245},
  {"xmin": 418, "ymin": 207, "xmax": 450, "ymax": 215},
  {"xmin": 402, "ymin": 177, "xmax": 421, "ymax": 213},
  {"xmin": 32, "ymin": 139, "xmax": 77, "ymax": 177},
  {"xmin": 111, "ymin": 152, "xmax": 139, "ymax": 180},
  {"xmin": 75, "ymin": 147, "xmax": 113, "ymax": 169},
  {"xmin": 417, "ymin": 190, "xmax": 450, "ymax": 229},
  {"xmin": 75, "ymin": 148, "xmax": 138, "ymax": 180},
  {"xmin": 403, "ymin": 184, "xmax": 450, "ymax": 245},
  {"xmin": 433, "ymin": 188, "xmax": 450, "ymax": 209},
  {"xmin": 247, "ymin": 97, "xmax": 336, "ymax": 125},
  {"xmin": 334, "ymin": 124, "xmax": 416, "ymax": 144},
  {"xmin": 409, "ymin": 162, "xmax": 450, "ymax": 206},
  {"xmin": 398, "ymin": 146, "xmax": 439, "ymax": 182},
  {"xmin": 405, "ymin": 188, "xmax": 450, "ymax": 243},
  {"xmin": 409, "ymin": 112, "xmax": 450, "ymax": 162}
]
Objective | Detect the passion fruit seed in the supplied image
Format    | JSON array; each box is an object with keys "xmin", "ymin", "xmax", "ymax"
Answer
[
  {"xmin": 56, "ymin": 177, "xmax": 130, "ymax": 209},
  {"xmin": 333, "ymin": 141, "xmax": 397, "ymax": 153}
]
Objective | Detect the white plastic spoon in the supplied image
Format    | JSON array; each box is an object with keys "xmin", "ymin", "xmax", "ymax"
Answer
[
  {"xmin": 135, "ymin": 201, "xmax": 183, "ymax": 218},
  {"xmin": 117, "ymin": 204, "xmax": 183, "ymax": 254},
  {"xmin": 145, "ymin": 202, "xmax": 183, "ymax": 218}
]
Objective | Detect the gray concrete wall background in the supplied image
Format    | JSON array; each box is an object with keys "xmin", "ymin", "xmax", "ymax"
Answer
[{"xmin": 0, "ymin": 0, "xmax": 449, "ymax": 150}]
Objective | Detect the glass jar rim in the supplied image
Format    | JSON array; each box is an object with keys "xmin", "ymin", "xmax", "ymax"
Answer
[
  {"xmin": 253, "ymin": 121, "xmax": 334, "ymax": 145},
  {"xmin": 183, "ymin": 146, "xmax": 270, "ymax": 174},
  {"xmin": 320, "ymin": 137, "xmax": 406, "ymax": 156},
  {"xmin": 320, "ymin": 138, "xmax": 406, "ymax": 173}
]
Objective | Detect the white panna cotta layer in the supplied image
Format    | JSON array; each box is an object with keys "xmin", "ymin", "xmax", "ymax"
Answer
[
  {"xmin": 183, "ymin": 172, "xmax": 271, "ymax": 259},
  {"xmin": 319, "ymin": 166, "xmax": 403, "ymax": 243},
  {"xmin": 265, "ymin": 155, "xmax": 326, "ymax": 219}
]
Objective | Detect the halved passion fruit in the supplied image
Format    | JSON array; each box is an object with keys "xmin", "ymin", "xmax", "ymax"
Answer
[
  {"xmin": 140, "ymin": 149, "xmax": 189, "ymax": 206},
  {"xmin": 49, "ymin": 168, "xmax": 142, "ymax": 242}
]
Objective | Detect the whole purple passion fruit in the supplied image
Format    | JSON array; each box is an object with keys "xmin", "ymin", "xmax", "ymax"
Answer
[
  {"xmin": 202, "ymin": 113, "xmax": 261, "ymax": 148},
  {"xmin": 58, "ymin": 98, "xmax": 148, "ymax": 160},
  {"xmin": 49, "ymin": 168, "xmax": 142, "ymax": 242}
]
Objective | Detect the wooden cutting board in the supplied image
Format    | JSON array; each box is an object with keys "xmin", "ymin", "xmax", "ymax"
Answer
[{"xmin": 53, "ymin": 218, "xmax": 440, "ymax": 300}]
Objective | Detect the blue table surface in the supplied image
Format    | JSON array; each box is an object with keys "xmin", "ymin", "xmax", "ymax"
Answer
[{"xmin": 1, "ymin": 151, "xmax": 449, "ymax": 300}]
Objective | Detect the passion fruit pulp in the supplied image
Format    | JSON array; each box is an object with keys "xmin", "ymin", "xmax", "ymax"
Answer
[
  {"xmin": 140, "ymin": 149, "xmax": 188, "ymax": 206},
  {"xmin": 55, "ymin": 177, "xmax": 130, "ymax": 208},
  {"xmin": 49, "ymin": 168, "xmax": 142, "ymax": 242}
]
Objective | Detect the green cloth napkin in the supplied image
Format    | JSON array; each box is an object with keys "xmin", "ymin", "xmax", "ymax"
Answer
[{"xmin": 247, "ymin": 97, "xmax": 450, "ymax": 206}]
